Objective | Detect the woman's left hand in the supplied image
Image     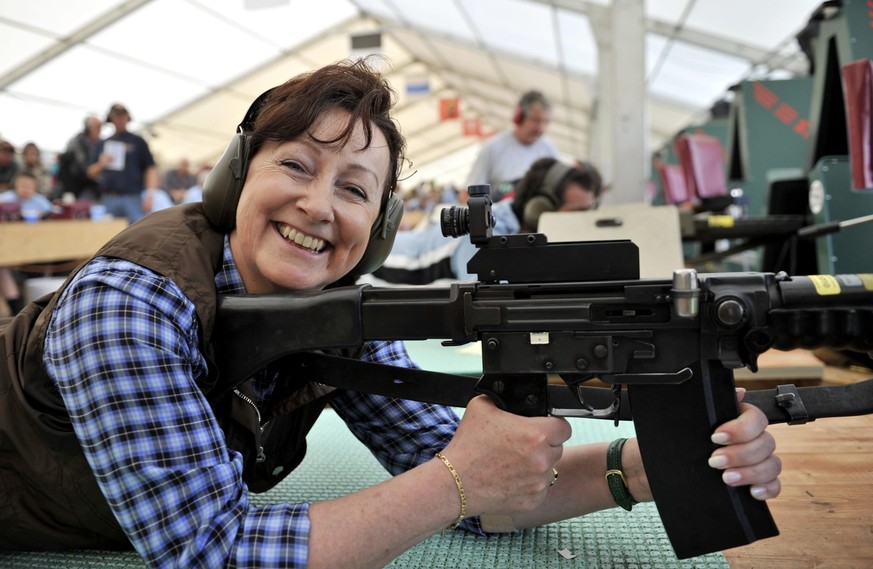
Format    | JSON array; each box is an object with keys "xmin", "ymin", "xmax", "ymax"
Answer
[{"xmin": 708, "ymin": 389, "xmax": 782, "ymax": 500}]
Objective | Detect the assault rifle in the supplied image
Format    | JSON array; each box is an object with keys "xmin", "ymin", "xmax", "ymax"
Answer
[{"xmin": 213, "ymin": 185, "xmax": 873, "ymax": 560}]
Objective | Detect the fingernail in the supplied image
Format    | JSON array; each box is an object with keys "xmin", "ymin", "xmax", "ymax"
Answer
[
  {"xmin": 750, "ymin": 485, "xmax": 768, "ymax": 500},
  {"xmin": 722, "ymin": 471, "xmax": 742, "ymax": 484},
  {"xmin": 708, "ymin": 454, "xmax": 729, "ymax": 469},
  {"xmin": 711, "ymin": 432, "xmax": 730, "ymax": 445}
]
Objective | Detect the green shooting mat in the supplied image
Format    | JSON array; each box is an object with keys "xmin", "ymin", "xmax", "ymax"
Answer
[{"xmin": 0, "ymin": 408, "xmax": 728, "ymax": 568}]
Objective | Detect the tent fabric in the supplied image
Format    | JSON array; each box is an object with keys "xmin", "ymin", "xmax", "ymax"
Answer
[{"xmin": 0, "ymin": 0, "xmax": 823, "ymax": 189}]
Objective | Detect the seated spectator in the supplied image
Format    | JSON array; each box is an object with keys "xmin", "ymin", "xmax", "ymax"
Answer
[
  {"xmin": 141, "ymin": 187, "xmax": 175, "ymax": 215},
  {"xmin": 0, "ymin": 140, "xmax": 20, "ymax": 191},
  {"xmin": 0, "ymin": 172, "xmax": 53, "ymax": 220},
  {"xmin": 20, "ymin": 142, "xmax": 53, "ymax": 199},
  {"xmin": 180, "ymin": 166, "xmax": 210, "ymax": 204},
  {"xmin": 369, "ymin": 158, "xmax": 603, "ymax": 285},
  {"xmin": 162, "ymin": 157, "xmax": 197, "ymax": 204}
]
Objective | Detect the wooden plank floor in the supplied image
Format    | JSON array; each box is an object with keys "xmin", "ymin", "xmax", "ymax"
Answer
[{"xmin": 723, "ymin": 364, "xmax": 873, "ymax": 569}]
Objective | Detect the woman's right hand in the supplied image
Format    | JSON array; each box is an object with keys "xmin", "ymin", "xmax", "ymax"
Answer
[{"xmin": 438, "ymin": 395, "xmax": 572, "ymax": 517}]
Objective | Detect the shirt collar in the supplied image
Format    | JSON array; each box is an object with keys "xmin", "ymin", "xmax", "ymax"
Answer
[{"xmin": 215, "ymin": 235, "xmax": 246, "ymax": 295}]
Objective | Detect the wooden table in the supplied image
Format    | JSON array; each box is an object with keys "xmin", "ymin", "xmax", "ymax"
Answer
[
  {"xmin": 724, "ymin": 365, "xmax": 873, "ymax": 568},
  {"xmin": 0, "ymin": 218, "xmax": 128, "ymax": 266}
]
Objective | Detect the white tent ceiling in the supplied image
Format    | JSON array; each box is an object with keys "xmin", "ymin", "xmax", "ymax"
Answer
[{"xmin": 1, "ymin": 0, "xmax": 823, "ymax": 191}]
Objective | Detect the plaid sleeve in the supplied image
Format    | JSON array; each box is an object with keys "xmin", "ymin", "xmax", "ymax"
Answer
[
  {"xmin": 43, "ymin": 258, "xmax": 312, "ymax": 568},
  {"xmin": 329, "ymin": 340, "xmax": 485, "ymax": 536}
]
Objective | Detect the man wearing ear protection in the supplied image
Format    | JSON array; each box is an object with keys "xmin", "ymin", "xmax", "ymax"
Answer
[
  {"xmin": 0, "ymin": 61, "xmax": 780, "ymax": 567},
  {"xmin": 371, "ymin": 157, "xmax": 604, "ymax": 285},
  {"xmin": 464, "ymin": 90, "xmax": 559, "ymax": 199}
]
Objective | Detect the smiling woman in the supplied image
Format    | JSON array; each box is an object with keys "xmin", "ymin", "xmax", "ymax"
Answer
[
  {"xmin": 201, "ymin": 62, "xmax": 408, "ymax": 291},
  {"xmin": 0, "ymin": 59, "xmax": 782, "ymax": 569},
  {"xmin": 231, "ymin": 110, "xmax": 389, "ymax": 292}
]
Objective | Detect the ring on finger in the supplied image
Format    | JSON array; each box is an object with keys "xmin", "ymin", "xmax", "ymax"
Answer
[{"xmin": 549, "ymin": 468, "xmax": 558, "ymax": 487}]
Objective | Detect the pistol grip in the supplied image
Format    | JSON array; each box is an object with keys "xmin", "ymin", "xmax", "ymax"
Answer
[{"xmin": 476, "ymin": 374, "xmax": 549, "ymax": 417}]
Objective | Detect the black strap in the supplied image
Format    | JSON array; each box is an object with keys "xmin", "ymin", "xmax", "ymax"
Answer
[
  {"xmin": 743, "ymin": 379, "xmax": 873, "ymax": 424},
  {"xmin": 605, "ymin": 438, "xmax": 638, "ymax": 511}
]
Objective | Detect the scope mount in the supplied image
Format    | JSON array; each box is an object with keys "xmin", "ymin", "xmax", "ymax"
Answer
[{"xmin": 440, "ymin": 184, "xmax": 641, "ymax": 284}]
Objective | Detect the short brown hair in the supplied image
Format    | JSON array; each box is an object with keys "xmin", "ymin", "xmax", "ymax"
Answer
[{"xmin": 247, "ymin": 59, "xmax": 406, "ymax": 202}]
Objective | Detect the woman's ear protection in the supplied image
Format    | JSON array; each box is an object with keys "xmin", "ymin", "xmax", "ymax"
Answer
[
  {"xmin": 350, "ymin": 192, "xmax": 404, "ymax": 275},
  {"xmin": 201, "ymin": 128, "xmax": 250, "ymax": 232}
]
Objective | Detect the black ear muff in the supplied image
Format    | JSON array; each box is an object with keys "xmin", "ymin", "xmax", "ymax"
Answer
[
  {"xmin": 351, "ymin": 192, "xmax": 404, "ymax": 275},
  {"xmin": 522, "ymin": 195, "xmax": 557, "ymax": 230},
  {"xmin": 201, "ymin": 128, "xmax": 251, "ymax": 231},
  {"xmin": 522, "ymin": 161, "xmax": 572, "ymax": 230},
  {"xmin": 201, "ymin": 87, "xmax": 275, "ymax": 231}
]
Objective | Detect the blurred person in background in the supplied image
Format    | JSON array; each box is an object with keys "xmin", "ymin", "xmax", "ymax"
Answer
[
  {"xmin": 58, "ymin": 115, "xmax": 103, "ymax": 201},
  {"xmin": 162, "ymin": 157, "xmax": 197, "ymax": 204},
  {"xmin": 464, "ymin": 90, "xmax": 558, "ymax": 200},
  {"xmin": 87, "ymin": 103, "xmax": 158, "ymax": 223},
  {"xmin": 0, "ymin": 140, "xmax": 20, "ymax": 191},
  {"xmin": 20, "ymin": 142, "xmax": 53, "ymax": 200},
  {"xmin": 0, "ymin": 172, "xmax": 53, "ymax": 219}
]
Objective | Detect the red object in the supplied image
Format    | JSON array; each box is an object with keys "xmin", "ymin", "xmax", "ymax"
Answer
[
  {"xmin": 654, "ymin": 160, "xmax": 690, "ymax": 205},
  {"xmin": 49, "ymin": 200, "xmax": 92, "ymax": 220},
  {"xmin": 0, "ymin": 201, "xmax": 21, "ymax": 221},
  {"xmin": 842, "ymin": 59, "xmax": 873, "ymax": 189},
  {"xmin": 439, "ymin": 97, "xmax": 460, "ymax": 121},
  {"xmin": 674, "ymin": 133, "xmax": 728, "ymax": 200},
  {"xmin": 462, "ymin": 117, "xmax": 482, "ymax": 137}
]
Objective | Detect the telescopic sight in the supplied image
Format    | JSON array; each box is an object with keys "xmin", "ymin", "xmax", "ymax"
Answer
[{"xmin": 440, "ymin": 205, "xmax": 469, "ymax": 238}]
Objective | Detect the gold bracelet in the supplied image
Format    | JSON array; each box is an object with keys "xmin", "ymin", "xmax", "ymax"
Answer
[{"xmin": 435, "ymin": 451, "xmax": 467, "ymax": 529}]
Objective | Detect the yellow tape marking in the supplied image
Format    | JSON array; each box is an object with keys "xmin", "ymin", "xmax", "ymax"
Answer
[
  {"xmin": 707, "ymin": 215, "xmax": 735, "ymax": 228},
  {"xmin": 809, "ymin": 275, "xmax": 841, "ymax": 295}
]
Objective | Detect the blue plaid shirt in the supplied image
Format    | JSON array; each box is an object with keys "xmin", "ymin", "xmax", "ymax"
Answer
[{"xmin": 43, "ymin": 238, "xmax": 479, "ymax": 568}]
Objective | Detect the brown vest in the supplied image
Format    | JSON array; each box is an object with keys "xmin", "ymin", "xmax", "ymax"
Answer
[{"xmin": 0, "ymin": 204, "xmax": 333, "ymax": 550}]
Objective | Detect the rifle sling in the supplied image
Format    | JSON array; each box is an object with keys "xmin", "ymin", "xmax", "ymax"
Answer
[
  {"xmin": 279, "ymin": 352, "xmax": 634, "ymax": 420},
  {"xmin": 268, "ymin": 352, "xmax": 873, "ymax": 426},
  {"xmin": 742, "ymin": 378, "xmax": 873, "ymax": 424}
]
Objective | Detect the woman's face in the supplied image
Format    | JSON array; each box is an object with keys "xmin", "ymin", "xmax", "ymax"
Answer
[{"xmin": 231, "ymin": 109, "xmax": 390, "ymax": 293}]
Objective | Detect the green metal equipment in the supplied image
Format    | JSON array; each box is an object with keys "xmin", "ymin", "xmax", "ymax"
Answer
[{"xmin": 805, "ymin": 0, "xmax": 873, "ymax": 274}]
